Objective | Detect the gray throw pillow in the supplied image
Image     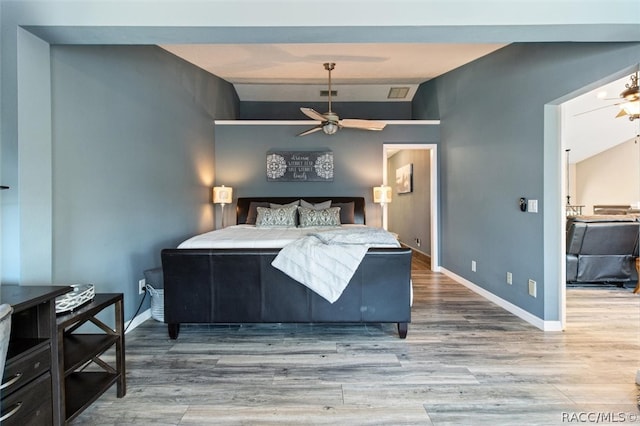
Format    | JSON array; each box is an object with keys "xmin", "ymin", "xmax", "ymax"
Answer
[
  {"xmin": 269, "ymin": 200, "xmax": 300, "ymax": 209},
  {"xmin": 256, "ymin": 205, "xmax": 297, "ymax": 227},
  {"xmin": 331, "ymin": 202, "xmax": 355, "ymax": 224},
  {"xmin": 298, "ymin": 206, "xmax": 341, "ymax": 227},
  {"xmin": 246, "ymin": 201, "xmax": 270, "ymax": 225},
  {"xmin": 300, "ymin": 199, "xmax": 331, "ymax": 210}
]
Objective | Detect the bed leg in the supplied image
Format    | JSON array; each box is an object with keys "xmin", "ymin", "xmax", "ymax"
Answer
[
  {"xmin": 168, "ymin": 323, "xmax": 180, "ymax": 339},
  {"xmin": 397, "ymin": 322, "xmax": 408, "ymax": 339}
]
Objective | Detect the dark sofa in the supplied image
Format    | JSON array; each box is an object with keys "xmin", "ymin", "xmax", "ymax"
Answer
[{"xmin": 566, "ymin": 215, "xmax": 639, "ymax": 284}]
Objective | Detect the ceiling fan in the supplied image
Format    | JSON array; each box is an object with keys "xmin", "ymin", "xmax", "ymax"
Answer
[
  {"xmin": 576, "ymin": 72, "xmax": 640, "ymax": 120},
  {"xmin": 298, "ymin": 62, "xmax": 387, "ymax": 136},
  {"xmin": 614, "ymin": 71, "xmax": 639, "ymax": 120}
]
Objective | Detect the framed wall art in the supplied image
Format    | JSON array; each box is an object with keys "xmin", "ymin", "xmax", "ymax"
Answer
[
  {"xmin": 266, "ymin": 150, "xmax": 334, "ymax": 182},
  {"xmin": 396, "ymin": 163, "xmax": 413, "ymax": 194}
]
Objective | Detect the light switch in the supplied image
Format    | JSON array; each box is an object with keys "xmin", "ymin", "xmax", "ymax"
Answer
[{"xmin": 527, "ymin": 199, "xmax": 538, "ymax": 213}]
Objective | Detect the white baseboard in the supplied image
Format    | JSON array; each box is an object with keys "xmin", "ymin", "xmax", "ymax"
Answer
[
  {"xmin": 440, "ymin": 268, "xmax": 563, "ymax": 331},
  {"xmin": 124, "ymin": 308, "xmax": 152, "ymax": 334}
]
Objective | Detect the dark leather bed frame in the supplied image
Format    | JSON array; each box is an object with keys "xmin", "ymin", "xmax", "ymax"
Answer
[{"xmin": 161, "ymin": 197, "xmax": 412, "ymax": 339}]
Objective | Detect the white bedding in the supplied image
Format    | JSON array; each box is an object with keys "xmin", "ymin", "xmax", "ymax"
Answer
[
  {"xmin": 177, "ymin": 224, "xmax": 365, "ymax": 249},
  {"xmin": 271, "ymin": 227, "xmax": 401, "ymax": 303}
]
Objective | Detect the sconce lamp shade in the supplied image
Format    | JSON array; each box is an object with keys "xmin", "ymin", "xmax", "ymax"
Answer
[
  {"xmin": 213, "ymin": 185, "xmax": 233, "ymax": 204},
  {"xmin": 373, "ymin": 185, "xmax": 392, "ymax": 204}
]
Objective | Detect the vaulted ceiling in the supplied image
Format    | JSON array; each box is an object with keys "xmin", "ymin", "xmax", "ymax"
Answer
[{"xmin": 160, "ymin": 43, "xmax": 506, "ymax": 102}]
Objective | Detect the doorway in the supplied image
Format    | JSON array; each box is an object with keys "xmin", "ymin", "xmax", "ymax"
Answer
[
  {"xmin": 551, "ymin": 68, "xmax": 640, "ymax": 330},
  {"xmin": 383, "ymin": 144, "xmax": 439, "ymax": 271}
]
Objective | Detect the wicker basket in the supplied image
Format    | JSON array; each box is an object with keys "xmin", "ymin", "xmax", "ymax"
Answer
[{"xmin": 146, "ymin": 284, "xmax": 164, "ymax": 322}]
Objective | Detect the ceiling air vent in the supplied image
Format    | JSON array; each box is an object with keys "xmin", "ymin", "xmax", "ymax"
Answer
[
  {"xmin": 320, "ymin": 90, "xmax": 337, "ymax": 97},
  {"xmin": 387, "ymin": 87, "xmax": 410, "ymax": 99}
]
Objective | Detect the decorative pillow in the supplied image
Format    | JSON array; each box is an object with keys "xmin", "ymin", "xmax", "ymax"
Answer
[
  {"xmin": 269, "ymin": 200, "xmax": 300, "ymax": 209},
  {"xmin": 269, "ymin": 200, "xmax": 300, "ymax": 225},
  {"xmin": 300, "ymin": 199, "xmax": 331, "ymax": 210},
  {"xmin": 256, "ymin": 205, "xmax": 297, "ymax": 227},
  {"xmin": 331, "ymin": 202, "xmax": 355, "ymax": 224},
  {"xmin": 298, "ymin": 206, "xmax": 341, "ymax": 227},
  {"xmin": 245, "ymin": 201, "xmax": 270, "ymax": 225}
]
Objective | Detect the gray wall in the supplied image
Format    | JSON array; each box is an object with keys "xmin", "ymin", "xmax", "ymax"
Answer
[
  {"xmin": 387, "ymin": 149, "xmax": 431, "ymax": 255},
  {"xmin": 413, "ymin": 42, "xmax": 640, "ymax": 320},
  {"xmin": 213, "ymin": 124, "xmax": 439, "ymax": 229},
  {"xmin": 49, "ymin": 45, "xmax": 238, "ymax": 319}
]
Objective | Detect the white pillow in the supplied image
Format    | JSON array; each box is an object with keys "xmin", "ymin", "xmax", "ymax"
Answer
[
  {"xmin": 298, "ymin": 206, "xmax": 341, "ymax": 227},
  {"xmin": 256, "ymin": 205, "xmax": 297, "ymax": 227}
]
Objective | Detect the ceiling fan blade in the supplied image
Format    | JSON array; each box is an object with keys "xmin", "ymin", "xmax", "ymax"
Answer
[
  {"xmin": 339, "ymin": 119, "xmax": 387, "ymax": 131},
  {"xmin": 300, "ymin": 107, "xmax": 326, "ymax": 122},
  {"xmin": 615, "ymin": 109, "xmax": 628, "ymax": 118},
  {"xmin": 297, "ymin": 126, "xmax": 323, "ymax": 136},
  {"xmin": 573, "ymin": 103, "xmax": 622, "ymax": 117}
]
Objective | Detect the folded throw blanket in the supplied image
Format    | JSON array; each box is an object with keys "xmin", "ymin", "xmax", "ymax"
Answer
[{"xmin": 271, "ymin": 227, "xmax": 400, "ymax": 303}]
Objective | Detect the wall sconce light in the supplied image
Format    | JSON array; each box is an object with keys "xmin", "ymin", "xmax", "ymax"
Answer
[
  {"xmin": 373, "ymin": 185, "xmax": 392, "ymax": 206},
  {"xmin": 213, "ymin": 185, "xmax": 233, "ymax": 228}
]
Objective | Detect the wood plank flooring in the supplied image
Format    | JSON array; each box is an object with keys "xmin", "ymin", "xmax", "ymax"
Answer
[{"xmin": 71, "ymin": 256, "xmax": 640, "ymax": 425}]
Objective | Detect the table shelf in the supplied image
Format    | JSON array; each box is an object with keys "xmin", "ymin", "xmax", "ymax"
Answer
[
  {"xmin": 62, "ymin": 334, "xmax": 120, "ymax": 375},
  {"xmin": 57, "ymin": 293, "xmax": 125, "ymax": 423},
  {"xmin": 65, "ymin": 371, "xmax": 119, "ymax": 423}
]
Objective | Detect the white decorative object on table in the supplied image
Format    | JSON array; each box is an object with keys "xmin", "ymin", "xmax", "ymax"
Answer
[{"xmin": 55, "ymin": 284, "xmax": 95, "ymax": 314}]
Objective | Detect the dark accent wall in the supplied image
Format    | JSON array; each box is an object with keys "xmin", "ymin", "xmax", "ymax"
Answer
[
  {"xmin": 213, "ymin": 123, "xmax": 439, "ymax": 229},
  {"xmin": 50, "ymin": 45, "xmax": 239, "ymax": 320},
  {"xmin": 240, "ymin": 101, "xmax": 411, "ymax": 120},
  {"xmin": 413, "ymin": 42, "xmax": 640, "ymax": 319}
]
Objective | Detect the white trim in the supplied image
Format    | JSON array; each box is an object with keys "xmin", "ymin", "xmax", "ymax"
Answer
[
  {"xmin": 214, "ymin": 120, "xmax": 440, "ymax": 125},
  {"xmin": 124, "ymin": 308, "xmax": 152, "ymax": 334},
  {"xmin": 440, "ymin": 267, "xmax": 563, "ymax": 331},
  {"xmin": 383, "ymin": 143, "xmax": 440, "ymax": 271}
]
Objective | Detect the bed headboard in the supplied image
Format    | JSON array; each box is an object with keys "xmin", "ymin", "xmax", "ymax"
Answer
[{"xmin": 236, "ymin": 197, "xmax": 366, "ymax": 225}]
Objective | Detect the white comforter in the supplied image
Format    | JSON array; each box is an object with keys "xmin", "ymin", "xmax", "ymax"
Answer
[
  {"xmin": 271, "ymin": 227, "xmax": 400, "ymax": 303},
  {"xmin": 179, "ymin": 224, "xmax": 359, "ymax": 249}
]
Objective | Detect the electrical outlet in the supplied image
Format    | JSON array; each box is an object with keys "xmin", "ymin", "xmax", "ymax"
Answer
[
  {"xmin": 528, "ymin": 279, "xmax": 537, "ymax": 297},
  {"xmin": 415, "ymin": 238, "xmax": 421, "ymax": 247},
  {"xmin": 138, "ymin": 278, "xmax": 146, "ymax": 295},
  {"xmin": 471, "ymin": 260, "xmax": 477, "ymax": 272},
  {"xmin": 506, "ymin": 272, "xmax": 513, "ymax": 285}
]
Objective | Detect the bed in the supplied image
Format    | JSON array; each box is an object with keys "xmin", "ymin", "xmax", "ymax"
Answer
[{"xmin": 161, "ymin": 196, "xmax": 413, "ymax": 339}]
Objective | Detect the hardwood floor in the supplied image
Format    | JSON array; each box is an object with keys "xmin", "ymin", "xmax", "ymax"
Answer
[{"xmin": 71, "ymin": 257, "xmax": 640, "ymax": 425}]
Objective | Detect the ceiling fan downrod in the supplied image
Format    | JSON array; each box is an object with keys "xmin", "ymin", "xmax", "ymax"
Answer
[{"xmin": 324, "ymin": 62, "xmax": 335, "ymax": 113}]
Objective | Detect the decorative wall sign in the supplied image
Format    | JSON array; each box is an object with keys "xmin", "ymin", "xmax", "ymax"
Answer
[
  {"xmin": 396, "ymin": 163, "xmax": 413, "ymax": 194},
  {"xmin": 266, "ymin": 151, "xmax": 334, "ymax": 182}
]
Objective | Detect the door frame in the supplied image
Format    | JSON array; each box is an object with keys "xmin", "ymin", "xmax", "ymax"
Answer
[{"xmin": 383, "ymin": 143, "xmax": 439, "ymax": 271}]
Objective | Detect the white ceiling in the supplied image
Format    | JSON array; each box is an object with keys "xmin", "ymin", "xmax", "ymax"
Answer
[
  {"xmin": 563, "ymin": 74, "xmax": 639, "ymax": 164},
  {"xmin": 160, "ymin": 43, "xmax": 506, "ymax": 102},
  {"xmin": 161, "ymin": 42, "xmax": 638, "ymax": 162}
]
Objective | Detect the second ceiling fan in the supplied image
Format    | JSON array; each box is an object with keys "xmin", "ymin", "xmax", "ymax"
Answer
[{"xmin": 298, "ymin": 62, "xmax": 387, "ymax": 136}]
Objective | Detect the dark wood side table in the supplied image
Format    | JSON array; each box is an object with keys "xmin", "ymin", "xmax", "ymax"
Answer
[
  {"xmin": 56, "ymin": 293, "xmax": 126, "ymax": 424},
  {"xmin": 1, "ymin": 285, "xmax": 72, "ymax": 426}
]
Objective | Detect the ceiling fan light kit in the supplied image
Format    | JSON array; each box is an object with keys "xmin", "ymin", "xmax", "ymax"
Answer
[
  {"xmin": 618, "ymin": 72, "xmax": 640, "ymax": 121},
  {"xmin": 298, "ymin": 62, "xmax": 387, "ymax": 136}
]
